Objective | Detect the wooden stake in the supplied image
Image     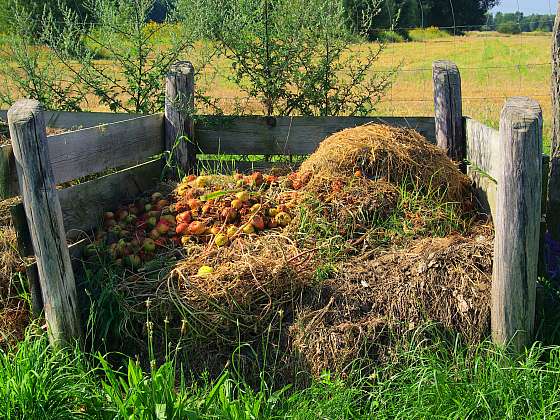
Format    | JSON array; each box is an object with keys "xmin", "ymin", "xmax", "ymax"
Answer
[
  {"xmin": 165, "ymin": 61, "xmax": 196, "ymax": 176},
  {"xmin": 492, "ymin": 97, "xmax": 542, "ymax": 351},
  {"xmin": 432, "ymin": 60, "xmax": 465, "ymax": 163},
  {"xmin": 548, "ymin": 4, "xmax": 560, "ymax": 240},
  {"xmin": 8, "ymin": 99, "xmax": 81, "ymax": 346}
]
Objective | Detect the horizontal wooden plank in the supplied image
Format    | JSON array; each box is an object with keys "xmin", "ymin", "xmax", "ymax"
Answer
[
  {"xmin": 196, "ymin": 116, "xmax": 436, "ymax": 155},
  {"xmin": 48, "ymin": 114, "xmax": 164, "ymax": 186},
  {"xmin": 59, "ymin": 159, "xmax": 163, "ymax": 238},
  {"xmin": 1, "ymin": 109, "xmax": 143, "ymax": 129},
  {"xmin": 465, "ymin": 118, "xmax": 500, "ymax": 218},
  {"xmin": 198, "ymin": 159, "xmax": 299, "ymax": 174},
  {"xmin": 0, "ymin": 114, "xmax": 164, "ymax": 200},
  {"xmin": 465, "ymin": 117, "xmax": 549, "ymax": 219}
]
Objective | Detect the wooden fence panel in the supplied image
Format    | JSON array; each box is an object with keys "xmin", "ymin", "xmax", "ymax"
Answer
[
  {"xmin": 196, "ymin": 116, "xmax": 436, "ymax": 155},
  {"xmin": 59, "ymin": 159, "xmax": 163, "ymax": 237},
  {"xmin": 465, "ymin": 118, "xmax": 500, "ymax": 218},
  {"xmin": 1, "ymin": 110, "xmax": 142, "ymax": 129},
  {"xmin": 0, "ymin": 114, "xmax": 163, "ymax": 200}
]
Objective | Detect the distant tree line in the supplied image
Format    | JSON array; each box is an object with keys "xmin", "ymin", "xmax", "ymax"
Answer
[{"xmin": 484, "ymin": 12, "xmax": 555, "ymax": 34}]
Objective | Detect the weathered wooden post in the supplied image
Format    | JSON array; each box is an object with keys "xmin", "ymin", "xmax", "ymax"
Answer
[
  {"xmin": 492, "ymin": 97, "xmax": 542, "ymax": 351},
  {"xmin": 432, "ymin": 60, "xmax": 465, "ymax": 163},
  {"xmin": 547, "ymin": 3, "xmax": 560, "ymax": 241},
  {"xmin": 7, "ymin": 99, "xmax": 81, "ymax": 346},
  {"xmin": 165, "ymin": 61, "xmax": 196, "ymax": 176}
]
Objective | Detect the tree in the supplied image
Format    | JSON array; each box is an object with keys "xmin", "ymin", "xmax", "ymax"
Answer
[{"xmin": 178, "ymin": 0, "xmax": 393, "ymax": 116}]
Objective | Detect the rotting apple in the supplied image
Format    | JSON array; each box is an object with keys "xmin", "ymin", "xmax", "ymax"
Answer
[
  {"xmin": 214, "ymin": 233, "xmax": 228, "ymax": 247},
  {"xmin": 143, "ymin": 238, "xmax": 156, "ymax": 252},
  {"xmin": 187, "ymin": 221, "xmax": 206, "ymax": 236},
  {"xmin": 251, "ymin": 214, "xmax": 265, "ymax": 230},
  {"xmin": 176, "ymin": 223, "xmax": 189, "ymax": 235}
]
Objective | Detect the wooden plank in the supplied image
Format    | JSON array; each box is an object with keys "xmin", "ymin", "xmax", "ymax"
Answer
[
  {"xmin": 48, "ymin": 114, "xmax": 163, "ymax": 185},
  {"xmin": 0, "ymin": 114, "xmax": 164, "ymax": 200},
  {"xmin": 195, "ymin": 116, "xmax": 436, "ymax": 155},
  {"xmin": 8, "ymin": 99, "xmax": 81, "ymax": 345},
  {"xmin": 198, "ymin": 159, "xmax": 299, "ymax": 174},
  {"xmin": 492, "ymin": 97, "xmax": 542, "ymax": 352},
  {"xmin": 465, "ymin": 118, "xmax": 500, "ymax": 218},
  {"xmin": 0, "ymin": 144, "xmax": 18, "ymax": 199},
  {"xmin": 1, "ymin": 109, "xmax": 142, "ymax": 129},
  {"xmin": 432, "ymin": 60, "xmax": 465, "ymax": 162},
  {"xmin": 59, "ymin": 159, "xmax": 163, "ymax": 237}
]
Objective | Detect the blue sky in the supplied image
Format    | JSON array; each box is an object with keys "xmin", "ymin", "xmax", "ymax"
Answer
[{"xmin": 491, "ymin": 0, "xmax": 557, "ymax": 14}]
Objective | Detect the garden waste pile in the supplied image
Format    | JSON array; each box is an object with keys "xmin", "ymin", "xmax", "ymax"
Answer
[{"xmin": 85, "ymin": 124, "xmax": 493, "ymax": 378}]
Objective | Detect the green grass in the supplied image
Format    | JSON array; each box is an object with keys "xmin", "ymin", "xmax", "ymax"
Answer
[{"xmin": 2, "ymin": 326, "xmax": 560, "ymax": 419}]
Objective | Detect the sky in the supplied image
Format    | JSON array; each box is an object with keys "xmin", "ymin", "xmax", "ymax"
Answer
[{"xmin": 491, "ymin": 0, "xmax": 557, "ymax": 15}]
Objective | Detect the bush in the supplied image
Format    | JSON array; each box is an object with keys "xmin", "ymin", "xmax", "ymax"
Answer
[
  {"xmin": 497, "ymin": 21, "xmax": 522, "ymax": 35},
  {"xmin": 408, "ymin": 26, "xmax": 451, "ymax": 42},
  {"xmin": 375, "ymin": 30, "xmax": 405, "ymax": 43}
]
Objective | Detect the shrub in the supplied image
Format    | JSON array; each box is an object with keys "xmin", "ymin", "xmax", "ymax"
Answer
[
  {"xmin": 497, "ymin": 21, "xmax": 522, "ymax": 35},
  {"xmin": 179, "ymin": 0, "xmax": 393, "ymax": 116},
  {"xmin": 408, "ymin": 26, "xmax": 451, "ymax": 41},
  {"xmin": 375, "ymin": 30, "xmax": 405, "ymax": 43}
]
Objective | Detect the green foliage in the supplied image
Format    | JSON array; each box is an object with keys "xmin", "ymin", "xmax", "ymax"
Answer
[
  {"xmin": 374, "ymin": 30, "xmax": 405, "ymax": 43},
  {"xmin": 491, "ymin": 12, "xmax": 554, "ymax": 33},
  {"xmin": 0, "ymin": 331, "xmax": 104, "ymax": 419},
  {"xmin": 180, "ymin": 0, "xmax": 392, "ymax": 116},
  {"xmin": 40, "ymin": 0, "xmax": 213, "ymax": 113},
  {"xmin": 4, "ymin": 327, "xmax": 560, "ymax": 418},
  {"xmin": 0, "ymin": 3, "xmax": 87, "ymax": 110},
  {"xmin": 497, "ymin": 21, "xmax": 522, "ymax": 35}
]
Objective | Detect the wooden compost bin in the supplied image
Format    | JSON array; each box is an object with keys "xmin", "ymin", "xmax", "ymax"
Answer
[{"xmin": 0, "ymin": 60, "xmax": 545, "ymax": 351}]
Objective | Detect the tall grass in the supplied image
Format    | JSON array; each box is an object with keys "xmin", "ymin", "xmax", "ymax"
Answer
[{"xmin": 2, "ymin": 325, "xmax": 560, "ymax": 419}]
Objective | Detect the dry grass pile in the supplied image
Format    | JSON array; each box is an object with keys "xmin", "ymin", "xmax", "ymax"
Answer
[
  {"xmin": 290, "ymin": 228, "xmax": 493, "ymax": 377},
  {"xmin": 144, "ymin": 234, "xmax": 314, "ymax": 344},
  {"xmin": 87, "ymin": 123, "xmax": 493, "ymax": 378},
  {"xmin": 0, "ymin": 217, "xmax": 28, "ymax": 348},
  {"xmin": 297, "ymin": 124, "xmax": 470, "ymax": 203}
]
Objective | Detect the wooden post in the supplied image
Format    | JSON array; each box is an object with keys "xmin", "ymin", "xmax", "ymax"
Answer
[
  {"xmin": 492, "ymin": 97, "xmax": 542, "ymax": 351},
  {"xmin": 7, "ymin": 99, "xmax": 81, "ymax": 346},
  {"xmin": 165, "ymin": 61, "xmax": 196, "ymax": 176},
  {"xmin": 432, "ymin": 60, "xmax": 465, "ymax": 163},
  {"xmin": 548, "ymin": 4, "xmax": 560, "ymax": 240}
]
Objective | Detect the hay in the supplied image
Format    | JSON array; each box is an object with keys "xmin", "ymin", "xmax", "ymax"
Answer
[
  {"xmin": 298, "ymin": 124, "xmax": 470, "ymax": 203},
  {"xmin": 160, "ymin": 233, "xmax": 314, "ymax": 344},
  {"xmin": 290, "ymin": 228, "xmax": 493, "ymax": 376}
]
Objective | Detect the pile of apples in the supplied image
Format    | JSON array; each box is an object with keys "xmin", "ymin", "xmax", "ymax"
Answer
[{"xmin": 86, "ymin": 172, "xmax": 295, "ymax": 270}]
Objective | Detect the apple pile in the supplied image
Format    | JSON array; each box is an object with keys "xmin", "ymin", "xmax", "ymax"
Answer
[{"xmin": 86, "ymin": 172, "xmax": 296, "ymax": 270}]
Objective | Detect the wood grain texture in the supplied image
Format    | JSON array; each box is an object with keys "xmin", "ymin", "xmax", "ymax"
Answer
[
  {"xmin": 0, "ymin": 145, "xmax": 18, "ymax": 199},
  {"xmin": 196, "ymin": 116, "xmax": 436, "ymax": 155},
  {"xmin": 8, "ymin": 99, "xmax": 81, "ymax": 345},
  {"xmin": 0, "ymin": 114, "xmax": 163, "ymax": 200},
  {"xmin": 492, "ymin": 97, "xmax": 543, "ymax": 351},
  {"xmin": 1, "ymin": 109, "xmax": 142, "ymax": 129},
  {"xmin": 548, "ymin": 4, "xmax": 560, "ymax": 240},
  {"xmin": 59, "ymin": 159, "xmax": 163, "ymax": 238},
  {"xmin": 465, "ymin": 118, "xmax": 500, "ymax": 217},
  {"xmin": 198, "ymin": 159, "xmax": 299, "ymax": 174},
  {"xmin": 165, "ymin": 61, "xmax": 196, "ymax": 175},
  {"xmin": 433, "ymin": 60, "xmax": 465, "ymax": 162}
]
